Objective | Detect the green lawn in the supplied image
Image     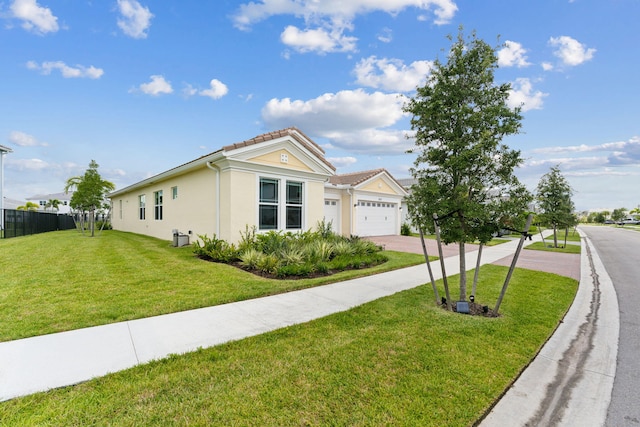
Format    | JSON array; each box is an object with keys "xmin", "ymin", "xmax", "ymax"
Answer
[
  {"xmin": 525, "ymin": 241, "xmax": 581, "ymax": 254},
  {"xmin": 0, "ymin": 230, "xmax": 425, "ymax": 342},
  {"xmin": 0, "ymin": 265, "xmax": 577, "ymax": 426}
]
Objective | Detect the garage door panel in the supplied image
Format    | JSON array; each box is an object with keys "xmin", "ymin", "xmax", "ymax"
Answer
[
  {"xmin": 356, "ymin": 201, "xmax": 396, "ymax": 236},
  {"xmin": 323, "ymin": 199, "xmax": 340, "ymax": 234}
]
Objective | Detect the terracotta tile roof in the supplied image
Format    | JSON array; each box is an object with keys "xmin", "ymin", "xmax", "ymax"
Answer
[
  {"xmin": 329, "ymin": 168, "xmax": 407, "ymax": 193},
  {"xmin": 222, "ymin": 127, "xmax": 336, "ymax": 172}
]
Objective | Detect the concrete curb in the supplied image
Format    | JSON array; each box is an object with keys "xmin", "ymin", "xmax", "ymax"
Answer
[{"xmin": 478, "ymin": 229, "xmax": 619, "ymax": 426}]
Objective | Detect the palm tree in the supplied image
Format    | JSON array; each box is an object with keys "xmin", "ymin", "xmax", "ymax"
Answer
[
  {"xmin": 17, "ymin": 201, "xmax": 39, "ymax": 211},
  {"xmin": 46, "ymin": 199, "xmax": 61, "ymax": 212}
]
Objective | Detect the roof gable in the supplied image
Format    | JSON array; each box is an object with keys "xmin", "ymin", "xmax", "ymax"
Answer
[
  {"xmin": 329, "ymin": 168, "xmax": 408, "ymax": 196},
  {"xmin": 223, "ymin": 127, "xmax": 335, "ymax": 172}
]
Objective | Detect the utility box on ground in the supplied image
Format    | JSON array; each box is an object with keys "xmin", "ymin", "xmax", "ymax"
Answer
[{"xmin": 172, "ymin": 230, "xmax": 190, "ymax": 247}]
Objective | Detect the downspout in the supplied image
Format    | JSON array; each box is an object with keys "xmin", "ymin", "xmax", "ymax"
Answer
[
  {"xmin": 347, "ymin": 188, "xmax": 353, "ymax": 236},
  {"xmin": 206, "ymin": 162, "xmax": 221, "ymax": 237}
]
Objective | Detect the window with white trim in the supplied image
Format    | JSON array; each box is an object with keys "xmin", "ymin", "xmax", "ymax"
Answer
[
  {"xmin": 286, "ymin": 181, "xmax": 303, "ymax": 229},
  {"xmin": 139, "ymin": 195, "xmax": 146, "ymax": 220},
  {"xmin": 154, "ymin": 190, "xmax": 163, "ymax": 220},
  {"xmin": 259, "ymin": 178, "xmax": 278, "ymax": 230},
  {"xmin": 258, "ymin": 178, "xmax": 304, "ymax": 231}
]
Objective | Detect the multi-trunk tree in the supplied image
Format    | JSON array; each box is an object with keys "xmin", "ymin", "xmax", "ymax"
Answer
[
  {"xmin": 64, "ymin": 160, "xmax": 115, "ymax": 237},
  {"xmin": 404, "ymin": 29, "xmax": 531, "ymax": 305},
  {"xmin": 536, "ymin": 166, "xmax": 576, "ymax": 248}
]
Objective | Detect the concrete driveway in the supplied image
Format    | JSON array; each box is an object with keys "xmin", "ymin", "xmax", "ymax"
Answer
[{"xmin": 368, "ymin": 235, "xmax": 581, "ymax": 281}]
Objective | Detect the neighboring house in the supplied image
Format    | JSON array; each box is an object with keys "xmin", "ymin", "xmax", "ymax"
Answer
[
  {"xmin": 26, "ymin": 192, "xmax": 73, "ymax": 214},
  {"xmin": 2, "ymin": 197, "xmax": 24, "ymax": 210},
  {"xmin": 396, "ymin": 178, "xmax": 417, "ymax": 228},
  {"xmin": 109, "ymin": 128, "xmax": 407, "ymax": 244}
]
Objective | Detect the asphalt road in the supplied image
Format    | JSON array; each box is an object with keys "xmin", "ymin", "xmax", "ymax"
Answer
[{"xmin": 581, "ymin": 226, "xmax": 640, "ymax": 427}]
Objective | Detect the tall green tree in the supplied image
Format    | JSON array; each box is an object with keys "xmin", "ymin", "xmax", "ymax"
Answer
[
  {"xmin": 64, "ymin": 160, "xmax": 115, "ymax": 237},
  {"xmin": 404, "ymin": 29, "xmax": 531, "ymax": 303},
  {"xmin": 536, "ymin": 165, "xmax": 576, "ymax": 247},
  {"xmin": 611, "ymin": 207, "xmax": 627, "ymax": 224}
]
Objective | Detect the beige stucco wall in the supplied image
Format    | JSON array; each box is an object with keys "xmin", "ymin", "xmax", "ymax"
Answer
[
  {"xmin": 360, "ymin": 177, "xmax": 397, "ymax": 195},
  {"xmin": 111, "ymin": 166, "xmax": 217, "ymax": 243},
  {"xmin": 306, "ymin": 180, "xmax": 325, "ymax": 231},
  {"xmin": 248, "ymin": 149, "xmax": 313, "ymax": 172},
  {"xmin": 221, "ymin": 169, "xmax": 256, "ymax": 243}
]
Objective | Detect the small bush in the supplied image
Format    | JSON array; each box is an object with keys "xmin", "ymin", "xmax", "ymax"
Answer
[
  {"xmin": 194, "ymin": 234, "xmax": 239, "ymax": 263},
  {"xmin": 401, "ymin": 222, "xmax": 411, "ymax": 236},
  {"xmin": 256, "ymin": 253, "xmax": 279, "ymax": 275},
  {"xmin": 280, "ymin": 247, "xmax": 305, "ymax": 266},
  {"xmin": 238, "ymin": 225, "xmax": 257, "ymax": 253},
  {"xmin": 257, "ymin": 231, "xmax": 288, "ymax": 255},
  {"xmin": 239, "ymin": 249, "xmax": 262, "ymax": 270},
  {"xmin": 332, "ymin": 240, "xmax": 354, "ymax": 257}
]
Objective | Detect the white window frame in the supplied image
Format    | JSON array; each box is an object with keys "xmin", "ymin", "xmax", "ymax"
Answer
[{"xmin": 257, "ymin": 176, "xmax": 306, "ymax": 232}]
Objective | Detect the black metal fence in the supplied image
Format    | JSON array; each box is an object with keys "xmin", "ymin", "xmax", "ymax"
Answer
[{"xmin": 1, "ymin": 209, "xmax": 76, "ymax": 239}]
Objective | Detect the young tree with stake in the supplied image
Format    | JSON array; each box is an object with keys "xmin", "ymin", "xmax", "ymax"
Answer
[{"xmin": 405, "ymin": 29, "xmax": 531, "ymax": 305}]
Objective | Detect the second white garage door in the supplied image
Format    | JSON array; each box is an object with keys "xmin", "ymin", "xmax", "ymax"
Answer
[{"xmin": 356, "ymin": 200, "xmax": 397, "ymax": 236}]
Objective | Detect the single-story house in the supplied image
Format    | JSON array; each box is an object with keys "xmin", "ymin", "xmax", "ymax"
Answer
[{"xmin": 108, "ymin": 128, "xmax": 407, "ymax": 244}]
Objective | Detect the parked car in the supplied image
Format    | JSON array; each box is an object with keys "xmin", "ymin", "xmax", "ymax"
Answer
[
  {"xmin": 622, "ymin": 218, "xmax": 640, "ymax": 225},
  {"xmin": 604, "ymin": 219, "xmax": 615, "ymax": 224}
]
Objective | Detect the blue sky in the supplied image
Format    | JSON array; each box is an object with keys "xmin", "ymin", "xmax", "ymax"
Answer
[{"xmin": 2, "ymin": 0, "xmax": 639, "ymax": 211}]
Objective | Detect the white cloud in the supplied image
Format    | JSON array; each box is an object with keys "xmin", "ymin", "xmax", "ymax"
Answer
[
  {"xmin": 532, "ymin": 136, "xmax": 640, "ymax": 166},
  {"xmin": 199, "ymin": 79, "xmax": 229, "ymax": 100},
  {"xmin": 541, "ymin": 62, "xmax": 554, "ymax": 71},
  {"xmin": 280, "ymin": 24, "xmax": 357, "ymax": 53},
  {"xmin": 6, "ymin": 157, "xmax": 49, "ymax": 171},
  {"xmin": 497, "ymin": 41, "xmax": 531, "ymax": 68},
  {"xmin": 549, "ymin": 36, "xmax": 596, "ymax": 67},
  {"xmin": 232, "ymin": 0, "xmax": 457, "ymax": 53},
  {"xmin": 233, "ymin": 0, "xmax": 457, "ymax": 29},
  {"xmin": 135, "ymin": 75, "xmax": 173, "ymax": 96},
  {"xmin": 8, "ymin": 130, "xmax": 48, "ymax": 147},
  {"xmin": 26, "ymin": 60, "xmax": 104, "ymax": 79},
  {"xmin": 182, "ymin": 84, "xmax": 198, "ymax": 97},
  {"xmin": 10, "ymin": 0, "xmax": 59, "ymax": 34},
  {"xmin": 117, "ymin": 0, "xmax": 153, "ymax": 39},
  {"xmin": 262, "ymin": 89, "xmax": 411, "ymax": 153},
  {"xmin": 377, "ymin": 27, "xmax": 393, "ymax": 43},
  {"xmin": 327, "ymin": 156, "xmax": 358, "ymax": 168},
  {"xmin": 507, "ymin": 78, "xmax": 547, "ymax": 112},
  {"xmin": 353, "ymin": 56, "xmax": 433, "ymax": 92},
  {"xmin": 182, "ymin": 80, "xmax": 229, "ymax": 100}
]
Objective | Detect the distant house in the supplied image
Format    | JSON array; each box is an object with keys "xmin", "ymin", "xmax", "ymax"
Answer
[
  {"xmin": 108, "ymin": 128, "xmax": 407, "ymax": 244},
  {"xmin": 26, "ymin": 192, "xmax": 73, "ymax": 214}
]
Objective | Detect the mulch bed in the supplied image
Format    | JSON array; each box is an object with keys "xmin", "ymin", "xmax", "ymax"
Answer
[{"xmin": 441, "ymin": 300, "xmax": 500, "ymax": 317}]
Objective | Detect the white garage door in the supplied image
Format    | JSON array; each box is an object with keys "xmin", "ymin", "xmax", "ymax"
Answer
[
  {"xmin": 356, "ymin": 201, "xmax": 397, "ymax": 236},
  {"xmin": 323, "ymin": 199, "xmax": 340, "ymax": 233}
]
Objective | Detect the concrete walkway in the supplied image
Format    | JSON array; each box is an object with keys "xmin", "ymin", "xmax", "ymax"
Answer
[{"xmin": 0, "ymin": 229, "xmax": 619, "ymax": 427}]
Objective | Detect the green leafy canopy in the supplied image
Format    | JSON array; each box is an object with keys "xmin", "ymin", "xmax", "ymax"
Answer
[{"xmin": 405, "ymin": 29, "xmax": 531, "ymax": 245}]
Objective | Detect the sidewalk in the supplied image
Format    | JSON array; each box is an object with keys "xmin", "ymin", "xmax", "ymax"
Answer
[{"xmin": 0, "ymin": 234, "xmax": 543, "ymax": 402}]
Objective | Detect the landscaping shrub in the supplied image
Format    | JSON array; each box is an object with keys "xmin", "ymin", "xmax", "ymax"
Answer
[
  {"xmin": 194, "ymin": 234, "xmax": 239, "ymax": 263},
  {"xmin": 401, "ymin": 222, "xmax": 411, "ymax": 236},
  {"xmin": 196, "ymin": 225, "xmax": 388, "ymax": 279}
]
